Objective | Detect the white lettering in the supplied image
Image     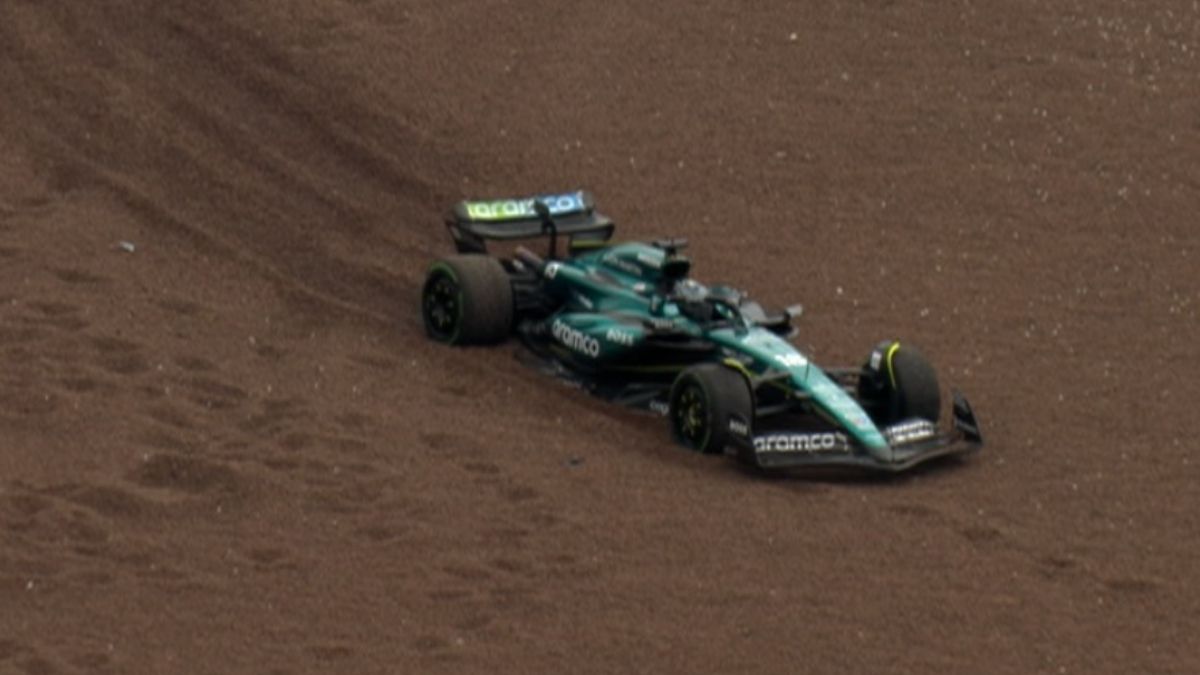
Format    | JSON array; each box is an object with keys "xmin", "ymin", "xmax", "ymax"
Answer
[
  {"xmin": 775, "ymin": 353, "xmax": 808, "ymax": 368},
  {"xmin": 753, "ymin": 432, "xmax": 849, "ymax": 453},
  {"xmin": 605, "ymin": 329, "xmax": 635, "ymax": 346},
  {"xmin": 884, "ymin": 419, "xmax": 937, "ymax": 445},
  {"xmin": 464, "ymin": 192, "xmax": 586, "ymax": 221},
  {"xmin": 551, "ymin": 320, "xmax": 601, "ymax": 358}
]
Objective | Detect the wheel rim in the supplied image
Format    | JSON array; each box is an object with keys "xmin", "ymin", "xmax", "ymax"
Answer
[
  {"xmin": 422, "ymin": 271, "xmax": 462, "ymax": 342},
  {"xmin": 673, "ymin": 383, "xmax": 709, "ymax": 449}
]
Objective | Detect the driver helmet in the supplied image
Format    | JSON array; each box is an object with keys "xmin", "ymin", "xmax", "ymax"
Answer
[{"xmin": 675, "ymin": 279, "xmax": 713, "ymax": 322}]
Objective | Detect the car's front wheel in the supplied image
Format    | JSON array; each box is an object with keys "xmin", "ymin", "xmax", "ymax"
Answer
[
  {"xmin": 858, "ymin": 340, "xmax": 941, "ymax": 425},
  {"xmin": 668, "ymin": 364, "xmax": 753, "ymax": 456}
]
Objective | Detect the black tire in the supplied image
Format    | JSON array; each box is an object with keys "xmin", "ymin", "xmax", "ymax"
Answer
[
  {"xmin": 421, "ymin": 255, "xmax": 513, "ymax": 345},
  {"xmin": 668, "ymin": 363, "xmax": 753, "ymax": 455},
  {"xmin": 858, "ymin": 340, "xmax": 941, "ymax": 425}
]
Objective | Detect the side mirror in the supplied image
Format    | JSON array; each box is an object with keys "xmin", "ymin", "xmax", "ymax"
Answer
[{"xmin": 652, "ymin": 237, "xmax": 689, "ymax": 256}]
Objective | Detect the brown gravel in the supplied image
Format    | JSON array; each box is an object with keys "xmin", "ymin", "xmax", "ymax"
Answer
[{"xmin": 1, "ymin": 1, "xmax": 1197, "ymax": 673}]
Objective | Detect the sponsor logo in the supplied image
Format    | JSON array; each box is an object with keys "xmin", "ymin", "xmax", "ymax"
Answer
[
  {"xmin": 775, "ymin": 353, "xmax": 808, "ymax": 368},
  {"xmin": 884, "ymin": 419, "xmax": 937, "ymax": 445},
  {"xmin": 551, "ymin": 320, "xmax": 600, "ymax": 358},
  {"xmin": 728, "ymin": 419, "xmax": 749, "ymax": 436},
  {"xmin": 463, "ymin": 192, "xmax": 586, "ymax": 221},
  {"xmin": 753, "ymin": 432, "xmax": 849, "ymax": 453},
  {"xmin": 649, "ymin": 400, "xmax": 670, "ymax": 415},
  {"xmin": 544, "ymin": 262, "xmax": 561, "ymax": 279},
  {"xmin": 605, "ymin": 328, "xmax": 635, "ymax": 346},
  {"xmin": 869, "ymin": 350, "xmax": 883, "ymax": 371}
]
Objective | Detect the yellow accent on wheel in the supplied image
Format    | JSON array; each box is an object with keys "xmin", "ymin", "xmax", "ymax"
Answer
[
  {"xmin": 885, "ymin": 342, "xmax": 901, "ymax": 389},
  {"xmin": 721, "ymin": 358, "xmax": 755, "ymax": 381}
]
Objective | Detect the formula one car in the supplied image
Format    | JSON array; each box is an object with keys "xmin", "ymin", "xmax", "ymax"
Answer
[{"xmin": 421, "ymin": 190, "xmax": 982, "ymax": 471}]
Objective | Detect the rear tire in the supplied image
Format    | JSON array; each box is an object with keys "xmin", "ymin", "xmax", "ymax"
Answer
[
  {"xmin": 668, "ymin": 364, "xmax": 753, "ymax": 456},
  {"xmin": 859, "ymin": 340, "xmax": 941, "ymax": 425},
  {"xmin": 421, "ymin": 255, "xmax": 513, "ymax": 345}
]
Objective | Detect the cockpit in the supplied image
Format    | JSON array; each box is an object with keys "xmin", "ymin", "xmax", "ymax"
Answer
[{"xmin": 670, "ymin": 279, "xmax": 747, "ymax": 326}]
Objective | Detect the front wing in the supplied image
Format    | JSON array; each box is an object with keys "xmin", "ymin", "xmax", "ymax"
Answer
[{"xmin": 742, "ymin": 392, "xmax": 984, "ymax": 472}]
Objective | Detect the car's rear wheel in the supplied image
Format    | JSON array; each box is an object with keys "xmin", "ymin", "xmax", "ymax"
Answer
[
  {"xmin": 859, "ymin": 340, "xmax": 941, "ymax": 425},
  {"xmin": 668, "ymin": 364, "xmax": 753, "ymax": 456},
  {"xmin": 421, "ymin": 255, "xmax": 513, "ymax": 345}
]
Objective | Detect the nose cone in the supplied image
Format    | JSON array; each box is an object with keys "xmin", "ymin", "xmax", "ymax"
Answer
[
  {"xmin": 801, "ymin": 376, "xmax": 889, "ymax": 453},
  {"xmin": 749, "ymin": 331, "xmax": 889, "ymax": 452}
]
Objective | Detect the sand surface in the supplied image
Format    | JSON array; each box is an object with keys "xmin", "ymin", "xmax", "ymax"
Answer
[{"xmin": 1, "ymin": 1, "xmax": 1197, "ymax": 673}]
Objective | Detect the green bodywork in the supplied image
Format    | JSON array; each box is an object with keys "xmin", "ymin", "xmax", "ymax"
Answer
[
  {"xmin": 433, "ymin": 190, "xmax": 981, "ymax": 471},
  {"xmin": 538, "ymin": 242, "xmax": 889, "ymax": 453}
]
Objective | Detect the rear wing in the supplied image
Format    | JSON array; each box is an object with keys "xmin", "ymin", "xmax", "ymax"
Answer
[{"xmin": 446, "ymin": 190, "xmax": 615, "ymax": 254}]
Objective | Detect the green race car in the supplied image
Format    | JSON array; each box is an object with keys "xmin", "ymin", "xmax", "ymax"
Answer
[{"xmin": 421, "ymin": 191, "xmax": 982, "ymax": 472}]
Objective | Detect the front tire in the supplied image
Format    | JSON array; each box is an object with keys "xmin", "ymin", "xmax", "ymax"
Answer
[
  {"xmin": 668, "ymin": 364, "xmax": 753, "ymax": 455},
  {"xmin": 421, "ymin": 255, "xmax": 513, "ymax": 345},
  {"xmin": 859, "ymin": 340, "xmax": 941, "ymax": 425}
]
